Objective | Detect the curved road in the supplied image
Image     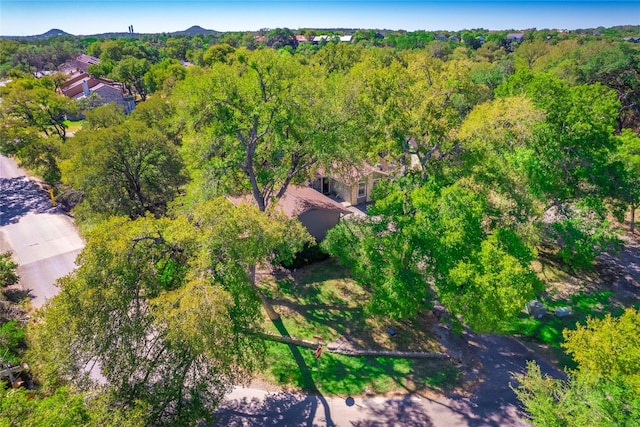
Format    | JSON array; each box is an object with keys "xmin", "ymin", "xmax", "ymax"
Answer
[
  {"xmin": 0, "ymin": 155, "xmax": 84, "ymax": 308},
  {"xmin": 1, "ymin": 154, "xmax": 565, "ymax": 426}
]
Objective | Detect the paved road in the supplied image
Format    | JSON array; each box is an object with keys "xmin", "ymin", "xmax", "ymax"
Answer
[
  {"xmin": 0, "ymin": 155, "xmax": 84, "ymax": 308},
  {"xmin": 216, "ymin": 387, "xmax": 470, "ymax": 427}
]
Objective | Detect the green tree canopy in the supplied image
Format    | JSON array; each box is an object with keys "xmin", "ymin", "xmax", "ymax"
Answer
[
  {"xmin": 27, "ymin": 208, "xmax": 301, "ymax": 425},
  {"xmin": 515, "ymin": 309, "xmax": 640, "ymax": 426},
  {"xmin": 174, "ymin": 49, "xmax": 352, "ymax": 211},
  {"xmin": 323, "ymin": 178, "xmax": 542, "ymax": 332},
  {"xmin": 63, "ymin": 108, "xmax": 187, "ymax": 220}
]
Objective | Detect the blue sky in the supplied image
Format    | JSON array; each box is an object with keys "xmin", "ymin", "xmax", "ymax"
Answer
[{"xmin": 1, "ymin": 1, "xmax": 638, "ymax": 36}]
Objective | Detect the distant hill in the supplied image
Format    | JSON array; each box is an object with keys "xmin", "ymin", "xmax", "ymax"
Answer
[
  {"xmin": 2, "ymin": 28, "xmax": 74, "ymax": 39},
  {"xmin": 1, "ymin": 25, "xmax": 219, "ymax": 39},
  {"xmin": 170, "ymin": 25, "xmax": 219, "ymax": 36},
  {"xmin": 41, "ymin": 28, "xmax": 73, "ymax": 37}
]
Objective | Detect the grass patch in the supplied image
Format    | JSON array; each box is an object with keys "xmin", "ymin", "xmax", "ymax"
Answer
[
  {"xmin": 259, "ymin": 259, "xmax": 452, "ymax": 395},
  {"xmin": 263, "ymin": 340, "xmax": 459, "ymax": 395},
  {"xmin": 504, "ymin": 290, "xmax": 623, "ymax": 368},
  {"xmin": 63, "ymin": 119, "xmax": 84, "ymax": 134}
]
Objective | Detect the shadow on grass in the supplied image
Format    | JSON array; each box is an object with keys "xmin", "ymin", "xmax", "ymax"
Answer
[
  {"xmin": 270, "ymin": 317, "xmax": 336, "ymax": 427},
  {"xmin": 268, "ymin": 339, "xmax": 460, "ymax": 397},
  {"xmin": 272, "ymin": 299, "xmax": 363, "ymax": 340},
  {"xmin": 505, "ymin": 290, "xmax": 625, "ymax": 369}
]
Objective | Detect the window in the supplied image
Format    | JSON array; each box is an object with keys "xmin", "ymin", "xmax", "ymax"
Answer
[
  {"xmin": 357, "ymin": 182, "xmax": 366, "ymax": 198},
  {"xmin": 322, "ymin": 178, "xmax": 330, "ymax": 194}
]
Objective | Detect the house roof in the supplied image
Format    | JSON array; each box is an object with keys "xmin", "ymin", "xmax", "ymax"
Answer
[
  {"xmin": 60, "ymin": 54, "xmax": 101, "ymax": 73},
  {"xmin": 278, "ymin": 185, "xmax": 351, "ymax": 216},
  {"xmin": 506, "ymin": 33, "xmax": 525, "ymax": 39},
  {"xmin": 229, "ymin": 185, "xmax": 351, "ymax": 218},
  {"xmin": 76, "ymin": 54, "xmax": 100, "ymax": 66}
]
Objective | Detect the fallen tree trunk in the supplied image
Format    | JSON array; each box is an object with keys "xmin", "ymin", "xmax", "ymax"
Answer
[
  {"xmin": 0, "ymin": 365, "xmax": 23, "ymax": 380},
  {"xmin": 258, "ymin": 332, "xmax": 449, "ymax": 359}
]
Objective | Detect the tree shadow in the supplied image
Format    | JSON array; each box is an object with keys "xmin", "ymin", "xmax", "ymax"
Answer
[
  {"xmin": 351, "ymin": 397, "xmax": 436, "ymax": 427},
  {"xmin": 270, "ymin": 317, "xmax": 336, "ymax": 427},
  {"xmin": 213, "ymin": 393, "xmax": 318, "ymax": 426},
  {"xmin": 2, "ymin": 287, "xmax": 32, "ymax": 304},
  {"xmin": 0, "ymin": 177, "xmax": 58, "ymax": 226},
  {"xmin": 450, "ymin": 332, "xmax": 566, "ymax": 427}
]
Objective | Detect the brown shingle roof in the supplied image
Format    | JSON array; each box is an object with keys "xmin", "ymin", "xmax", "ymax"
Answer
[
  {"xmin": 279, "ymin": 185, "xmax": 351, "ymax": 216},
  {"xmin": 229, "ymin": 185, "xmax": 351, "ymax": 218}
]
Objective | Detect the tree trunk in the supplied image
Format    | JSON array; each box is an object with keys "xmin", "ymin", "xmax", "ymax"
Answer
[
  {"xmin": 631, "ymin": 202, "xmax": 636, "ymax": 235},
  {"xmin": 249, "ymin": 264, "xmax": 280, "ymax": 321}
]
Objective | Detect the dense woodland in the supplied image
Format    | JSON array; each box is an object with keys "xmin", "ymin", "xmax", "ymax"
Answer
[{"xmin": 1, "ymin": 26, "xmax": 640, "ymax": 426}]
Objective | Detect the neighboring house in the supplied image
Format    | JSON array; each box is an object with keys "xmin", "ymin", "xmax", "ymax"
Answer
[
  {"xmin": 435, "ymin": 34, "xmax": 447, "ymax": 41},
  {"xmin": 506, "ymin": 33, "xmax": 525, "ymax": 43},
  {"xmin": 229, "ymin": 185, "xmax": 351, "ymax": 241},
  {"xmin": 312, "ymin": 35, "xmax": 331, "ymax": 43},
  {"xmin": 295, "ymin": 35, "xmax": 308, "ymax": 43},
  {"xmin": 312, "ymin": 162, "xmax": 391, "ymax": 207},
  {"xmin": 58, "ymin": 56, "xmax": 135, "ymax": 113},
  {"xmin": 623, "ymin": 36, "xmax": 640, "ymax": 43},
  {"xmin": 310, "ymin": 35, "xmax": 352, "ymax": 44},
  {"xmin": 62, "ymin": 54, "xmax": 100, "ymax": 73},
  {"xmin": 58, "ymin": 71, "xmax": 134, "ymax": 113}
]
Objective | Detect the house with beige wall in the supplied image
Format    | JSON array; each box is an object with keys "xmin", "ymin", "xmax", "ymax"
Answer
[{"xmin": 312, "ymin": 163, "xmax": 390, "ymax": 207}]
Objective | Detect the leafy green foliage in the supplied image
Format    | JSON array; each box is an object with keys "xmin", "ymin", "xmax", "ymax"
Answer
[
  {"xmin": 563, "ymin": 308, "xmax": 640, "ymax": 393},
  {"xmin": 28, "ymin": 215, "xmax": 260, "ymax": 425},
  {"xmin": 323, "ymin": 179, "xmax": 542, "ymax": 332},
  {"xmin": 550, "ymin": 215, "xmax": 620, "ymax": 270},
  {"xmin": 111, "ymin": 56, "xmax": 150, "ymax": 100},
  {"xmin": 0, "ymin": 75, "xmax": 77, "ymax": 182},
  {"xmin": 0, "ymin": 252, "xmax": 18, "ymax": 288},
  {"xmin": 175, "ymin": 48, "xmax": 352, "ymax": 211},
  {"xmin": 143, "ymin": 58, "xmax": 186, "ymax": 95},
  {"xmin": 0, "ymin": 320, "xmax": 25, "ymax": 366},
  {"xmin": 515, "ymin": 362, "xmax": 640, "ymax": 427},
  {"xmin": 64, "ymin": 109, "xmax": 187, "ymax": 220},
  {"xmin": 614, "ymin": 129, "xmax": 640, "ymax": 231},
  {"xmin": 27, "ymin": 200, "xmax": 311, "ymax": 425},
  {"xmin": 0, "ymin": 387, "xmax": 91, "ymax": 427},
  {"xmin": 515, "ymin": 309, "xmax": 640, "ymax": 426}
]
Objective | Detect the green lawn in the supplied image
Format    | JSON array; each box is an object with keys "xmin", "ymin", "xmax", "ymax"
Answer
[
  {"xmin": 258, "ymin": 259, "xmax": 459, "ymax": 395},
  {"xmin": 63, "ymin": 119, "xmax": 84, "ymax": 134},
  {"xmin": 504, "ymin": 290, "xmax": 626, "ymax": 368}
]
